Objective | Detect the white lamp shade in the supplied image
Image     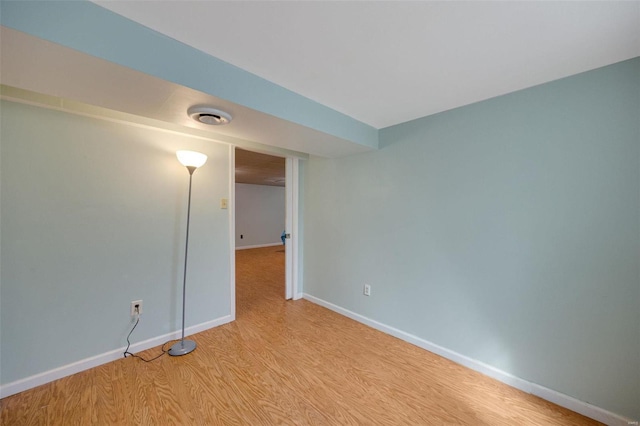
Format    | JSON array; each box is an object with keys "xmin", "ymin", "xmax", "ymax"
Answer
[{"xmin": 176, "ymin": 150, "xmax": 208, "ymax": 168}]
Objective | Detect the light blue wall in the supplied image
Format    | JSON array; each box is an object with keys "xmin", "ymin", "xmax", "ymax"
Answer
[
  {"xmin": 0, "ymin": 101, "xmax": 231, "ymax": 384},
  {"xmin": 303, "ymin": 58, "xmax": 640, "ymax": 419},
  {"xmin": 0, "ymin": 0, "xmax": 377, "ymax": 149}
]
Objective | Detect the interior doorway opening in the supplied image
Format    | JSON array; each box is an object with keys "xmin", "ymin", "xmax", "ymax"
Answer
[{"xmin": 233, "ymin": 148, "xmax": 298, "ymax": 310}]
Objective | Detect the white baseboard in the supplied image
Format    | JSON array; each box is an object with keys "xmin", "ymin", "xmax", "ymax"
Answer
[
  {"xmin": 302, "ymin": 294, "xmax": 633, "ymax": 426},
  {"xmin": 0, "ymin": 314, "xmax": 233, "ymax": 399},
  {"xmin": 236, "ymin": 242, "xmax": 283, "ymax": 250}
]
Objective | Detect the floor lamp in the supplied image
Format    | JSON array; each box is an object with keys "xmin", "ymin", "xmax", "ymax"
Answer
[{"xmin": 169, "ymin": 150, "xmax": 208, "ymax": 357}]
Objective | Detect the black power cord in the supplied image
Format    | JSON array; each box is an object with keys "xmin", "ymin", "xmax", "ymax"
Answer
[{"xmin": 123, "ymin": 315, "xmax": 173, "ymax": 362}]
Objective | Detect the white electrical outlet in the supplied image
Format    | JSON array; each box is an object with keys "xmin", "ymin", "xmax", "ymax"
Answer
[
  {"xmin": 130, "ymin": 300, "xmax": 143, "ymax": 317},
  {"xmin": 363, "ymin": 284, "xmax": 371, "ymax": 296}
]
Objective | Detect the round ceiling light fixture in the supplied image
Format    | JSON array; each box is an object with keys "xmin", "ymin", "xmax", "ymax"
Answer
[{"xmin": 187, "ymin": 106, "xmax": 232, "ymax": 125}]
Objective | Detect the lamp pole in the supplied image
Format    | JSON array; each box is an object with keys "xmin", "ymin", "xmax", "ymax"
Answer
[{"xmin": 169, "ymin": 152, "xmax": 207, "ymax": 356}]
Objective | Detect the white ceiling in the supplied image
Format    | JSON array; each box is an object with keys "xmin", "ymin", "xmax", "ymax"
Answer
[{"xmin": 94, "ymin": 1, "xmax": 640, "ymax": 129}]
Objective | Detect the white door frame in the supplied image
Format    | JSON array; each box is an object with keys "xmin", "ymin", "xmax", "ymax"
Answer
[
  {"xmin": 228, "ymin": 146, "xmax": 236, "ymax": 320},
  {"xmin": 285, "ymin": 157, "xmax": 300, "ymax": 300}
]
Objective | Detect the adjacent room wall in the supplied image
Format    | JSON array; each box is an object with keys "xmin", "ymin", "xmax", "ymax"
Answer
[
  {"xmin": 303, "ymin": 58, "xmax": 640, "ymax": 420},
  {"xmin": 235, "ymin": 183, "xmax": 285, "ymax": 248},
  {"xmin": 0, "ymin": 101, "xmax": 232, "ymax": 386}
]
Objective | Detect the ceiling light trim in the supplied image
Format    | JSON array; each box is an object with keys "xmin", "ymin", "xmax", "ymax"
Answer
[{"xmin": 188, "ymin": 105, "xmax": 232, "ymax": 125}]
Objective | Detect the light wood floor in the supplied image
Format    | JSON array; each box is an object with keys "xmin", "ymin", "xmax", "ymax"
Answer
[{"xmin": 1, "ymin": 246, "xmax": 599, "ymax": 425}]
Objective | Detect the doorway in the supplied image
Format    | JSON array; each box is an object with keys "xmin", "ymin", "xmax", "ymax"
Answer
[{"xmin": 232, "ymin": 148, "xmax": 299, "ymax": 311}]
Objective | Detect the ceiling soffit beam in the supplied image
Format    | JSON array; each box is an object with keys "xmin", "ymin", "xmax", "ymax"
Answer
[
  {"xmin": 1, "ymin": 27, "xmax": 370, "ymax": 158},
  {"xmin": 0, "ymin": 0, "xmax": 378, "ymax": 150},
  {"xmin": 0, "ymin": 84, "xmax": 310, "ymax": 160}
]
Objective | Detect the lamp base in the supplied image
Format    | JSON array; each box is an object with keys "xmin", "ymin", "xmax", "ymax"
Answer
[{"xmin": 168, "ymin": 339, "xmax": 196, "ymax": 356}]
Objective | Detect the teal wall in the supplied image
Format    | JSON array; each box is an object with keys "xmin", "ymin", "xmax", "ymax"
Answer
[
  {"xmin": 0, "ymin": 101, "xmax": 231, "ymax": 384},
  {"xmin": 0, "ymin": 0, "xmax": 377, "ymax": 149},
  {"xmin": 303, "ymin": 58, "xmax": 640, "ymax": 419}
]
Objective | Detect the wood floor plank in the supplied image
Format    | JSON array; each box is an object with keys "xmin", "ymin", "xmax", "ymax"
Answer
[{"xmin": 1, "ymin": 246, "xmax": 601, "ymax": 425}]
